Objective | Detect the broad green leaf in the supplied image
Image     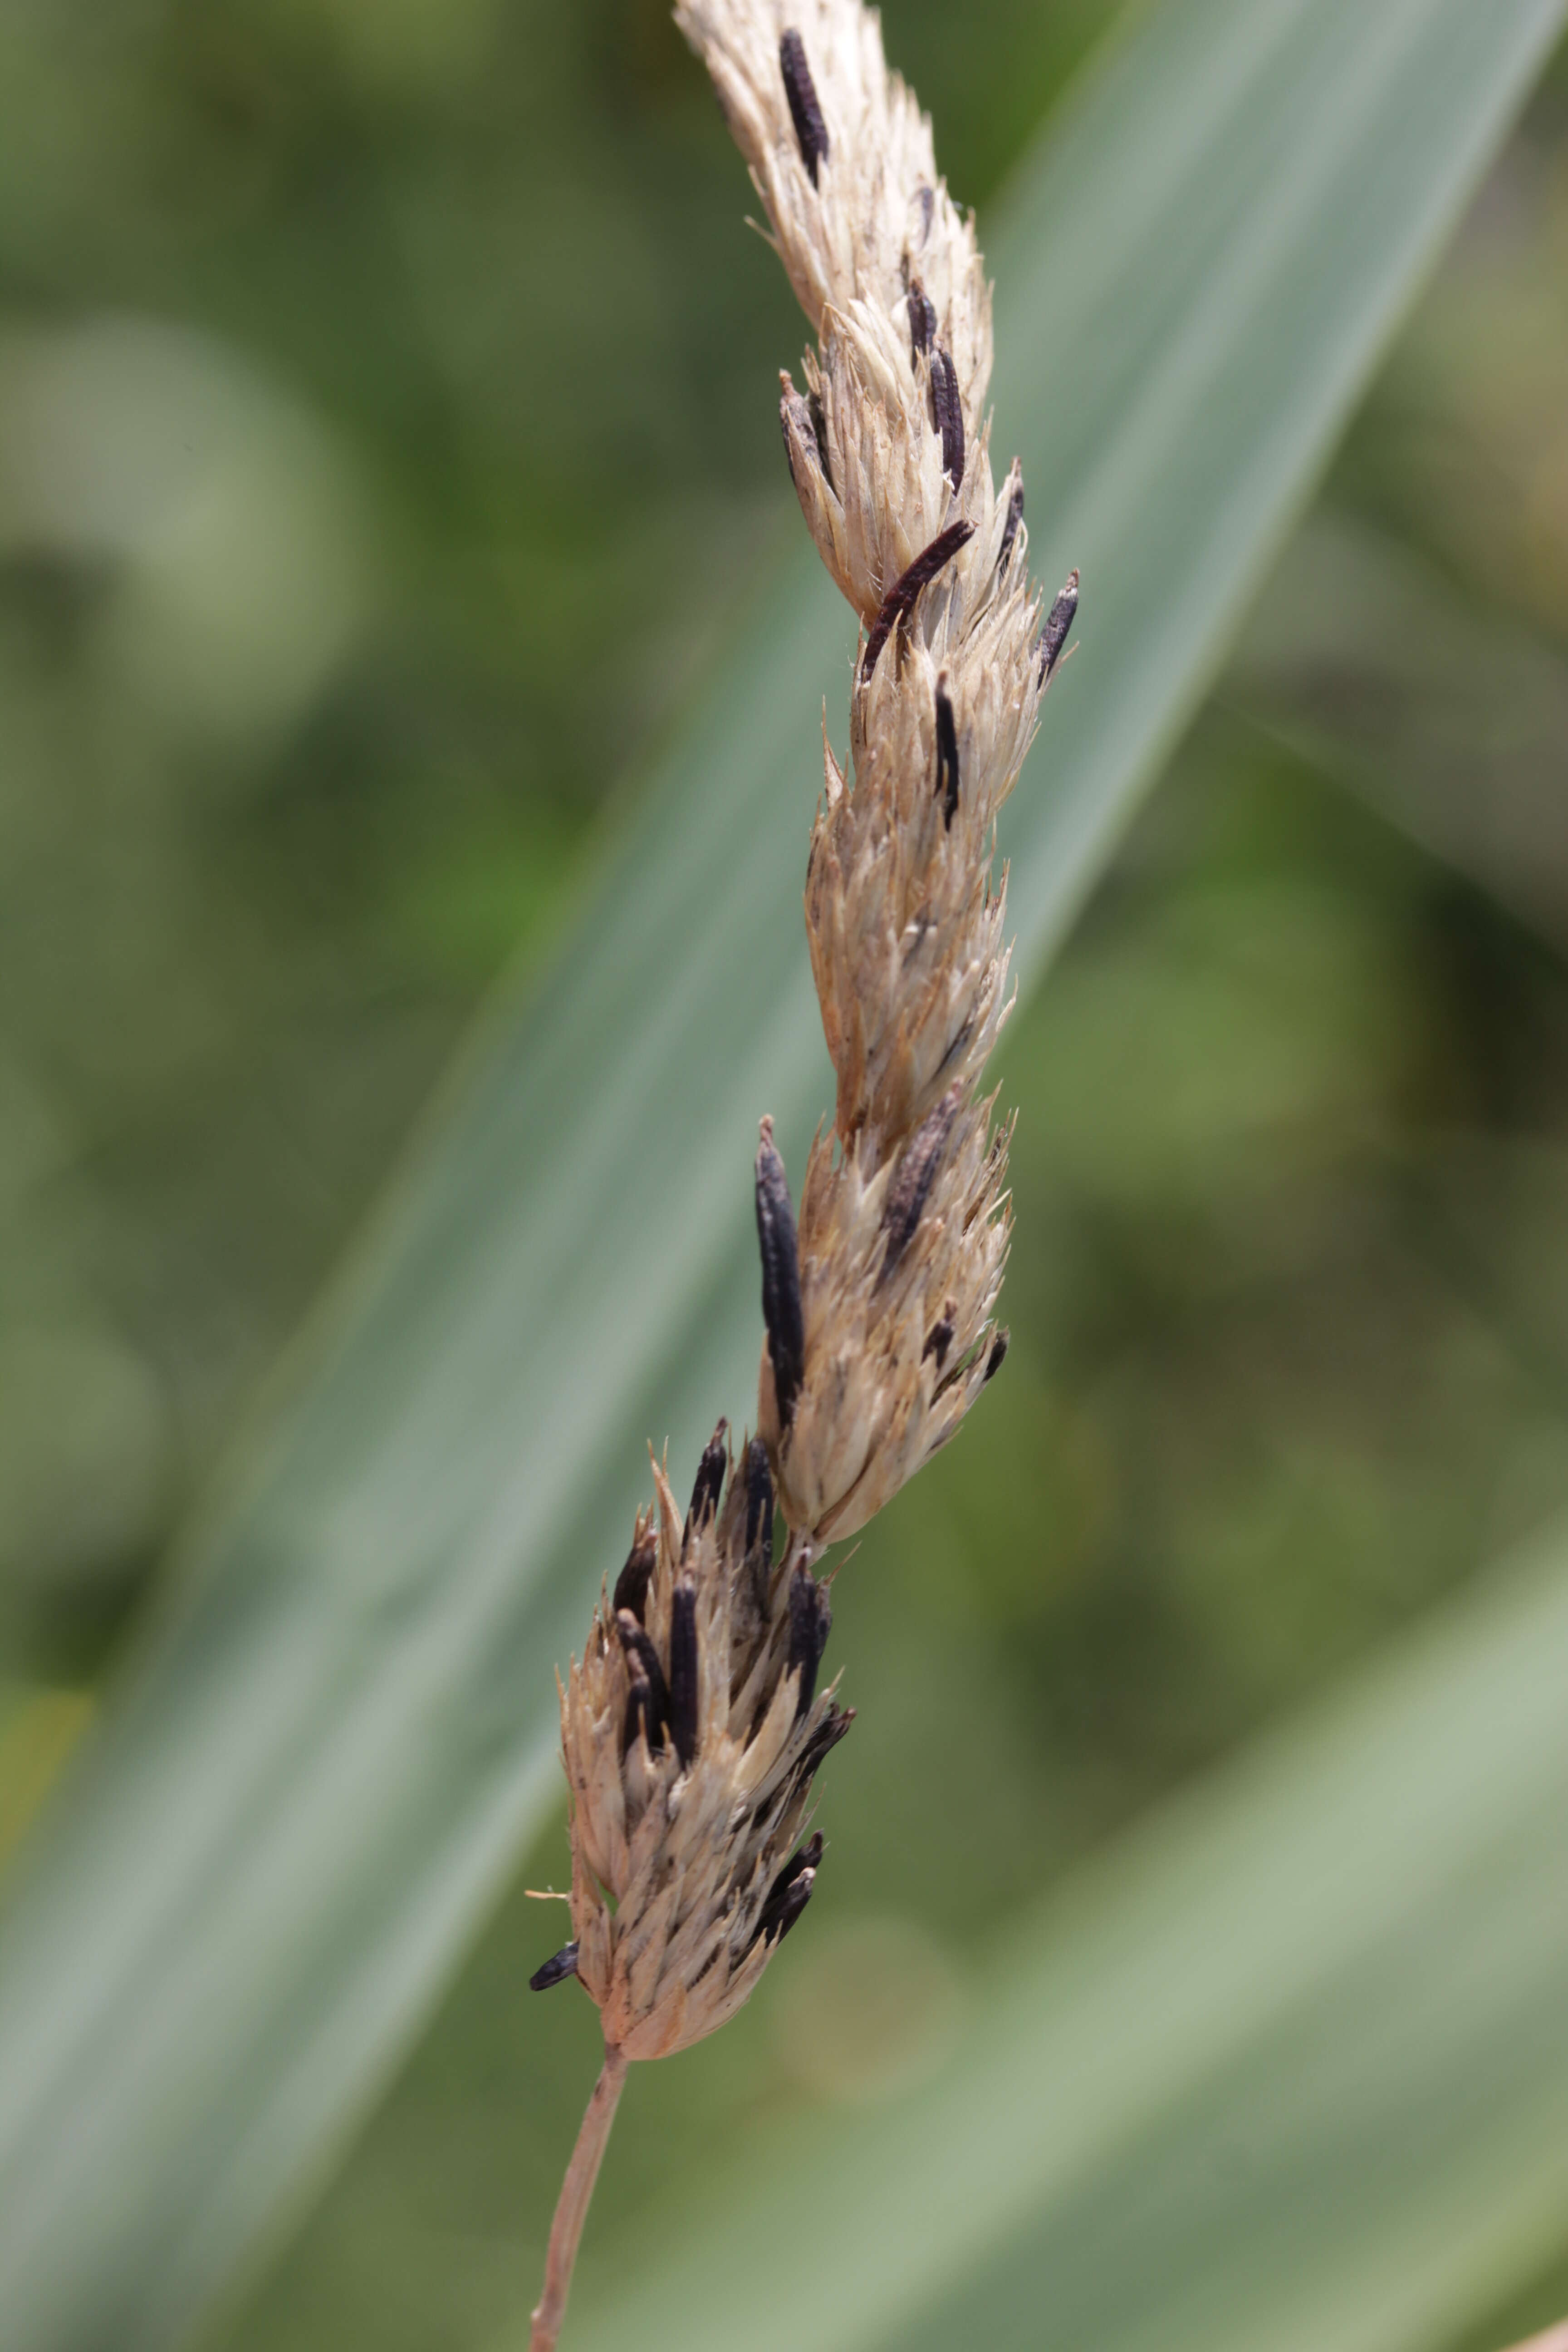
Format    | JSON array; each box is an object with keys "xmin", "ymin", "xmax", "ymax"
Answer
[
  {"xmin": 568, "ymin": 1516, "xmax": 1568, "ymax": 2352},
  {"xmin": 0, "ymin": 0, "xmax": 1561, "ymax": 2346}
]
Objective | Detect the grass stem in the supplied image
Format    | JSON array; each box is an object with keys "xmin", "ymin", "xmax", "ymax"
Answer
[{"xmin": 529, "ymin": 2044, "xmax": 628, "ymax": 2352}]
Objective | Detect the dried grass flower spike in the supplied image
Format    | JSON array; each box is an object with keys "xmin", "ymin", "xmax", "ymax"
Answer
[
  {"xmin": 681, "ymin": 0, "xmax": 1078, "ymax": 1546},
  {"xmin": 528, "ymin": 1435, "xmax": 848, "ymax": 2349},
  {"xmin": 528, "ymin": 2, "xmax": 1075, "ymax": 2342}
]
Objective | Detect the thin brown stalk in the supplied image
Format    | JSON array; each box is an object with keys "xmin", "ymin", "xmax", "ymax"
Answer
[{"xmin": 528, "ymin": 2043, "xmax": 628, "ymax": 2352}]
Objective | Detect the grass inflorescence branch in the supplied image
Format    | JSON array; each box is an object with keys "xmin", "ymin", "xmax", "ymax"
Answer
[{"xmin": 528, "ymin": 4, "xmax": 1076, "ymax": 2342}]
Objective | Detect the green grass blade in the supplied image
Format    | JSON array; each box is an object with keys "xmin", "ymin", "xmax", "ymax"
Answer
[
  {"xmin": 1236, "ymin": 507, "xmax": 1568, "ymax": 951},
  {"xmin": 568, "ymin": 1520, "xmax": 1568, "ymax": 2352},
  {"xmin": 0, "ymin": 1, "xmax": 1561, "ymax": 2346}
]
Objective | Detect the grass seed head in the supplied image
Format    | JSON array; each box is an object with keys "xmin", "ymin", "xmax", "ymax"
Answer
[
  {"xmin": 675, "ymin": 0, "xmax": 1071, "ymax": 1545},
  {"xmin": 532, "ymin": 13, "xmax": 1075, "ymax": 2337},
  {"xmin": 542, "ymin": 0, "xmax": 1073, "ymax": 2093},
  {"xmin": 548, "ymin": 1433, "xmax": 851, "ymax": 2060}
]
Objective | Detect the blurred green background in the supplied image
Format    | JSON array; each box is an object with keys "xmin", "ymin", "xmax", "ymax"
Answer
[{"xmin": 4, "ymin": 1, "xmax": 1568, "ymax": 2347}]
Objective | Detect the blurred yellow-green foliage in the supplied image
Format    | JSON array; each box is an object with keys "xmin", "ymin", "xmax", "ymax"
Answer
[{"xmin": 6, "ymin": 2, "xmax": 1568, "ymax": 2347}]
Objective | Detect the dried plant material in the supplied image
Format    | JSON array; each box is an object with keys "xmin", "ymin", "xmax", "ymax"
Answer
[
  {"xmin": 676, "ymin": 0, "xmax": 1074, "ymax": 1545},
  {"xmin": 530, "ymin": 1435, "xmax": 849, "ymax": 2352},
  {"xmin": 530, "ymin": 4, "xmax": 1073, "ymax": 2340},
  {"xmin": 550, "ymin": 1436, "xmax": 849, "ymax": 2064}
]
